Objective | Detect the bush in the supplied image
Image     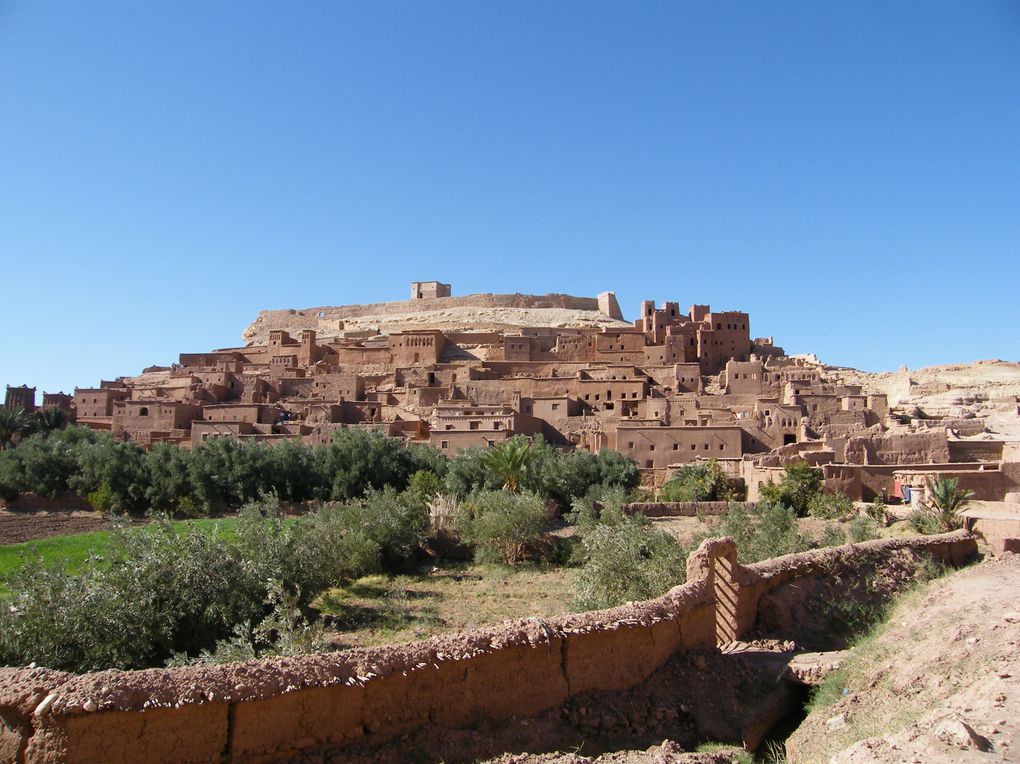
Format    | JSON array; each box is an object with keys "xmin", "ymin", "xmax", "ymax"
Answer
[
  {"xmin": 573, "ymin": 515, "xmax": 687, "ymax": 610},
  {"xmin": 908, "ymin": 510, "xmax": 943, "ymax": 535},
  {"xmin": 806, "ymin": 490, "xmax": 854, "ymax": 520},
  {"xmin": 866, "ymin": 496, "xmax": 887, "ymax": 525},
  {"xmin": 759, "ymin": 461, "xmax": 823, "ymax": 516},
  {"xmin": 0, "ymin": 518, "xmax": 262, "ymax": 671},
  {"xmin": 696, "ymin": 502, "xmax": 812, "ymax": 564},
  {"xmin": 446, "ymin": 436, "xmax": 639, "ymax": 509},
  {"xmin": 0, "ymin": 493, "xmax": 423, "ymax": 672},
  {"xmin": 455, "ymin": 490, "xmax": 549, "ymax": 565},
  {"xmin": 565, "ymin": 485, "xmax": 632, "ymax": 533},
  {"xmin": 659, "ymin": 459, "xmax": 744, "ymax": 502},
  {"xmin": 847, "ymin": 515, "xmax": 881, "ymax": 543}
]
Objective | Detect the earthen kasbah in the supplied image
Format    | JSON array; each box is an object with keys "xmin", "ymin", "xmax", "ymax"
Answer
[{"xmin": 11, "ymin": 281, "xmax": 1020, "ymax": 503}]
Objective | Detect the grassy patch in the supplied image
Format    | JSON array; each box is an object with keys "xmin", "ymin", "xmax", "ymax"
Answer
[
  {"xmin": 0, "ymin": 518, "xmax": 242, "ymax": 598},
  {"xmin": 694, "ymin": 742, "xmax": 753, "ymax": 764},
  {"xmin": 317, "ymin": 561, "xmax": 574, "ymax": 649}
]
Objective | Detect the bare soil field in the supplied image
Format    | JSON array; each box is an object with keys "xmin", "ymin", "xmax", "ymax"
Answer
[{"xmin": 0, "ymin": 509, "xmax": 108, "ymax": 545}]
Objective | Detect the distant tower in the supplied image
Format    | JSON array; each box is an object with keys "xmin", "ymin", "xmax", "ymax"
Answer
[
  {"xmin": 410, "ymin": 281, "xmax": 452, "ymax": 300},
  {"xmin": 4, "ymin": 385, "xmax": 36, "ymax": 412}
]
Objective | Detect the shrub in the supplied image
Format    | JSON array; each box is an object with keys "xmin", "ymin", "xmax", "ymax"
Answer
[
  {"xmin": 566, "ymin": 485, "xmax": 632, "ymax": 533},
  {"xmin": 659, "ymin": 459, "xmax": 744, "ymax": 502},
  {"xmin": 847, "ymin": 515, "xmax": 881, "ymax": 543},
  {"xmin": 0, "ymin": 518, "xmax": 261, "ymax": 671},
  {"xmin": 408, "ymin": 469, "xmax": 442, "ymax": 503},
  {"xmin": 0, "ymin": 494, "xmax": 417, "ymax": 672},
  {"xmin": 446, "ymin": 436, "xmax": 639, "ymax": 509},
  {"xmin": 455, "ymin": 490, "xmax": 549, "ymax": 565},
  {"xmin": 759, "ymin": 460, "xmax": 823, "ymax": 516},
  {"xmin": 908, "ymin": 510, "xmax": 943, "ymax": 535},
  {"xmin": 315, "ymin": 429, "xmax": 439, "ymax": 501},
  {"xmin": 86, "ymin": 481, "xmax": 115, "ymax": 513},
  {"xmin": 697, "ymin": 502, "xmax": 812, "ymax": 563},
  {"xmin": 819, "ymin": 524, "xmax": 846, "ymax": 548},
  {"xmin": 866, "ymin": 496, "xmax": 888, "ymax": 525},
  {"xmin": 573, "ymin": 515, "xmax": 687, "ymax": 610},
  {"xmin": 921, "ymin": 476, "xmax": 973, "ymax": 532},
  {"xmin": 806, "ymin": 490, "xmax": 854, "ymax": 520}
]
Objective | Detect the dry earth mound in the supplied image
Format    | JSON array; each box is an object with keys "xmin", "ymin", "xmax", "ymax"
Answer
[{"xmin": 787, "ymin": 553, "xmax": 1020, "ymax": 763}]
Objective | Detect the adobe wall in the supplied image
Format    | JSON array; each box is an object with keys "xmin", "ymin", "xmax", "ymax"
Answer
[{"xmin": 0, "ymin": 531, "xmax": 976, "ymax": 764}]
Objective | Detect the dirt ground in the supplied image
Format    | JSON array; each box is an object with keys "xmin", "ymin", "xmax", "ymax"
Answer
[
  {"xmin": 0, "ymin": 509, "xmax": 110, "ymax": 545},
  {"xmin": 787, "ymin": 552, "xmax": 1020, "ymax": 763}
]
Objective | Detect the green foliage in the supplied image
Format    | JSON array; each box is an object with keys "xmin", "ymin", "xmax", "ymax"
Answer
[
  {"xmin": 659, "ymin": 459, "xmax": 744, "ymax": 502},
  {"xmin": 407, "ymin": 469, "xmax": 442, "ymax": 503},
  {"xmin": 0, "ymin": 408, "xmax": 33, "ymax": 449},
  {"xmin": 0, "ymin": 492, "xmax": 431, "ymax": 672},
  {"xmin": 819, "ymin": 524, "xmax": 847, "ymax": 548},
  {"xmin": 759, "ymin": 460, "xmax": 823, "ymax": 516},
  {"xmin": 0, "ymin": 425, "xmax": 447, "ymax": 515},
  {"xmin": 847, "ymin": 515, "xmax": 881, "ymax": 543},
  {"xmin": 86, "ymin": 481, "xmax": 115, "ymax": 514},
  {"xmin": 455, "ymin": 490, "xmax": 550, "ymax": 565},
  {"xmin": 697, "ymin": 502, "xmax": 812, "ymax": 564},
  {"xmin": 573, "ymin": 514, "xmax": 687, "ymax": 611},
  {"xmin": 313, "ymin": 429, "xmax": 444, "ymax": 502},
  {"xmin": 446, "ymin": 435, "xmax": 639, "ymax": 509},
  {"xmin": 806, "ymin": 490, "xmax": 854, "ymax": 520},
  {"xmin": 866, "ymin": 496, "xmax": 888, "ymax": 524},
  {"xmin": 566, "ymin": 485, "xmax": 632, "ymax": 534},
  {"xmin": 479, "ymin": 437, "xmax": 533, "ymax": 492},
  {"xmin": 144, "ymin": 442, "xmax": 197, "ymax": 512},
  {"xmin": 0, "ymin": 518, "xmax": 261, "ymax": 671},
  {"xmin": 32, "ymin": 407, "xmax": 68, "ymax": 435},
  {"xmin": 908, "ymin": 509, "xmax": 943, "ymax": 535},
  {"xmin": 922, "ymin": 476, "xmax": 973, "ymax": 531}
]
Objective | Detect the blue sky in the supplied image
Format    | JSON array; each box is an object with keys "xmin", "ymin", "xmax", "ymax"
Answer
[{"xmin": 1, "ymin": 0, "xmax": 1018, "ymax": 399}]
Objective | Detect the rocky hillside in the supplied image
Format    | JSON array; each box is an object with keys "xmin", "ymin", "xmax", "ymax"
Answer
[{"xmin": 826, "ymin": 359, "xmax": 1020, "ymax": 441}]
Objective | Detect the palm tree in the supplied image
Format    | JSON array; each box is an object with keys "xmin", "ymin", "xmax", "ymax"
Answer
[
  {"xmin": 480, "ymin": 437, "xmax": 533, "ymax": 493},
  {"xmin": 0, "ymin": 408, "xmax": 32, "ymax": 449},
  {"xmin": 32, "ymin": 407, "xmax": 68, "ymax": 434},
  {"xmin": 923, "ymin": 476, "xmax": 974, "ymax": 532}
]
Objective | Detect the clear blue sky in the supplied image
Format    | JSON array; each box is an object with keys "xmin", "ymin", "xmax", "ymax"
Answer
[{"xmin": 2, "ymin": 0, "xmax": 1018, "ymax": 400}]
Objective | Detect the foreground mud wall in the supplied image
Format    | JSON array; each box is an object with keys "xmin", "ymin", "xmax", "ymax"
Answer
[{"xmin": 0, "ymin": 531, "xmax": 975, "ymax": 764}]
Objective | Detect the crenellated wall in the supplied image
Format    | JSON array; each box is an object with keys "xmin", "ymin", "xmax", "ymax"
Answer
[{"xmin": 0, "ymin": 531, "xmax": 976, "ymax": 764}]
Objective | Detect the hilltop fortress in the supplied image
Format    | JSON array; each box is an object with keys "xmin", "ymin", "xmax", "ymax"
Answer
[{"xmin": 10, "ymin": 281, "xmax": 1020, "ymax": 505}]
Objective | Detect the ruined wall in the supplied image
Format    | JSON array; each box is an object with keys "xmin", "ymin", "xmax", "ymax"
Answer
[
  {"xmin": 0, "ymin": 531, "xmax": 975, "ymax": 764},
  {"xmin": 844, "ymin": 431, "xmax": 950, "ymax": 465}
]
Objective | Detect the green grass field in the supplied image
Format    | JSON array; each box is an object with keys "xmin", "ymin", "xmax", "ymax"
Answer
[{"xmin": 0, "ymin": 518, "xmax": 241, "ymax": 598}]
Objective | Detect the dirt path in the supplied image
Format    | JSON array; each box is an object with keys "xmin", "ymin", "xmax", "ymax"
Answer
[{"xmin": 787, "ymin": 553, "xmax": 1020, "ymax": 762}]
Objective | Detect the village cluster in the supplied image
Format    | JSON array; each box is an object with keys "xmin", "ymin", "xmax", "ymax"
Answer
[{"xmin": 7, "ymin": 281, "xmax": 1019, "ymax": 505}]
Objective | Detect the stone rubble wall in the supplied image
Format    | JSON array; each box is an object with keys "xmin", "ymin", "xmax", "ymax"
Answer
[{"xmin": 0, "ymin": 531, "xmax": 976, "ymax": 764}]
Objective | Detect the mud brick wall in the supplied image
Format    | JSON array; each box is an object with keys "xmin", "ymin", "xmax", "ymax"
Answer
[{"xmin": 0, "ymin": 531, "xmax": 976, "ymax": 763}]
